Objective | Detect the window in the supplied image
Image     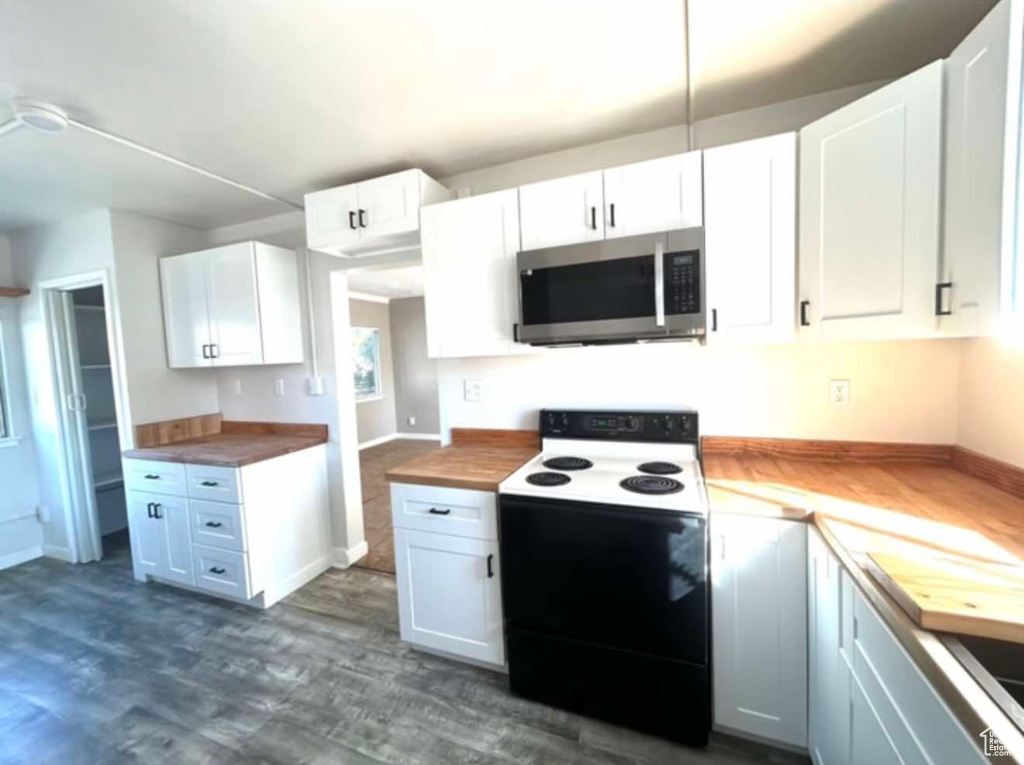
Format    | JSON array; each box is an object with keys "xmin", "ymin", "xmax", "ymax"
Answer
[{"xmin": 351, "ymin": 327, "xmax": 382, "ymax": 402}]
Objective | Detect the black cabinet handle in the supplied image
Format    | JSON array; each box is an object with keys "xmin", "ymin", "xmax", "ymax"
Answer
[
  {"xmin": 144, "ymin": 474, "xmax": 159, "ymax": 480},
  {"xmin": 209, "ymin": 566, "xmax": 226, "ymax": 575},
  {"xmin": 152, "ymin": 503, "xmax": 162, "ymax": 519},
  {"xmin": 358, "ymin": 209, "xmax": 367, "ymax": 228},
  {"xmin": 210, "ymin": 344, "xmax": 218, "ymax": 359},
  {"xmin": 200, "ymin": 481, "xmax": 219, "ymax": 487},
  {"xmin": 590, "ymin": 206, "xmax": 597, "ymax": 230},
  {"xmin": 202, "ymin": 344, "xmax": 211, "ymax": 359},
  {"xmin": 800, "ymin": 300, "xmax": 811, "ymax": 327},
  {"xmin": 608, "ymin": 203, "xmax": 616, "ymax": 228},
  {"xmin": 711, "ymin": 308, "xmax": 718, "ymax": 332},
  {"xmin": 486, "ymin": 554, "xmax": 494, "ymax": 578},
  {"xmin": 935, "ymin": 282, "xmax": 953, "ymax": 316},
  {"xmin": 205, "ymin": 521, "xmax": 223, "ymax": 528},
  {"xmin": 147, "ymin": 502, "xmax": 155, "ymax": 519},
  {"xmin": 348, "ymin": 210, "xmax": 357, "ymax": 230},
  {"xmin": 428, "ymin": 507, "xmax": 451, "ymax": 516}
]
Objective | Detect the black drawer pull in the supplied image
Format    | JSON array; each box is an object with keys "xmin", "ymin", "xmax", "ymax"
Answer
[
  {"xmin": 935, "ymin": 282, "xmax": 953, "ymax": 316},
  {"xmin": 486, "ymin": 554, "xmax": 494, "ymax": 578},
  {"xmin": 152, "ymin": 503, "xmax": 162, "ymax": 519},
  {"xmin": 147, "ymin": 502, "xmax": 155, "ymax": 519},
  {"xmin": 200, "ymin": 481, "xmax": 220, "ymax": 487},
  {"xmin": 349, "ymin": 210, "xmax": 357, "ymax": 230},
  {"xmin": 590, "ymin": 206, "xmax": 597, "ymax": 230},
  {"xmin": 800, "ymin": 300, "xmax": 811, "ymax": 327},
  {"xmin": 144, "ymin": 474, "xmax": 159, "ymax": 480},
  {"xmin": 209, "ymin": 566, "xmax": 226, "ymax": 575},
  {"xmin": 205, "ymin": 521, "xmax": 223, "ymax": 528},
  {"xmin": 427, "ymin": 507, "xmax": 451, "ymax": 515},
  {"xmin": 358, "ymin": 208, "xmax": 367, "ymax": 228}
]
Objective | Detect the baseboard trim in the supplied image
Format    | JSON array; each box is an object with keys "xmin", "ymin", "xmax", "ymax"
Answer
[
  {"xmin": 43, "ymin": 544, "xmax": 75, "ymax": 563},
  {"xmin": 333, "ymin": 541, "xmax": 369, "ymax": 568},
  {"xmin": 262, "ymin": 553, "xmax": 334, "ymax": 608},
  {"xmin": 0, "ymin": 546, "xmax": 43, "ymax": 571},
  {"xmin": 395, "ymin": 432, "xmax": 441, "ymax": 441},
  {"xmin": 358, "ymin": 434, "xmax": 397, "ymax": 450}
]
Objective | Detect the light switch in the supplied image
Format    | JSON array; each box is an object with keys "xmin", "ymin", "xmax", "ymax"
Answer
[
  {"xmin": 408, "ymin": 416, "xmax": 417, "ymax": 426},
  {"xmin": 463, "ymin": 379, "xmax": 484, "ymax": 402},
  {"xmin": 274, "ymin": 379, "xmax": 285, "ymax": 396},
  {"xmin": 232, "ymin": 379, "xmax": 242, "ymax": 396}
]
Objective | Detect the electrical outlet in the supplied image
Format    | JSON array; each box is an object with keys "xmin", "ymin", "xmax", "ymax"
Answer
[
  {"xmin": 408, "ymin": 416, "xmax": 416, "ymax": 426},
  {"xmin": 232, "ymin": 379, "xmax": 242, "ymax": 396},
  {"xmin": 830, "ymin": 379, "xmax": 850, "ymax": 407},
  {"xmin": 463, "ymin": 379, "xmax": 484, "ymax": 402},
  {"xmin": 307, "ymin": 376, "xmax": 325, "ymax": 396},
  {"xmin": 274, "ymin": 379, "xmax": 285, "ymax": 396}
]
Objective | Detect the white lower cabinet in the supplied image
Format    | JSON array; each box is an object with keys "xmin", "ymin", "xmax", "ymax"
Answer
[
  {"xmin": 711, "ymin": 514, "xmax": 807, "ymax": 747},
  {"xmin": 127, "ymin": 491, "xmax": 194, "ymax": 586},
  {"xmin": 807, "ymin": 527, "xmax": 987, "ymax": 765},
  {"xmin": 391, "ymin": 482, "xmax": 505, "ymax": 669}
]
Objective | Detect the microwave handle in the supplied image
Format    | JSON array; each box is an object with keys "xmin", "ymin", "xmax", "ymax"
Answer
[{"xmin": 654, "ymin": 242, "xmax": 666, "ymax": 327}]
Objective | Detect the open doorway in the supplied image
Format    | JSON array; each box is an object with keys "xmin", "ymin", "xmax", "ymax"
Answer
[
  {"xmin": 43, "ymin": 272, "xmax": 130, "ymax": 564},
  {"xmin": 345, "ymin": 263, "xmax": 441, "ymax": 574}
]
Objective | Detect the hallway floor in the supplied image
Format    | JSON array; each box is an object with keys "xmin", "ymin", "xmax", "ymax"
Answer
[{"xmin": 356, "ymin": 438, "xmax": 441, "ymax": 574}]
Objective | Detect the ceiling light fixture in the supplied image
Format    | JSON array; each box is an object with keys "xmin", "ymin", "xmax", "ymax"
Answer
[{"xmin": 11, "ymin": 99, "xmax": 69, "ymax": 132}]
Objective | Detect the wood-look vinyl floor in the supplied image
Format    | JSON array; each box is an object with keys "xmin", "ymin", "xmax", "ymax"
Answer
[
  {"xmin": 356, "ymin": 438, "xmax": 441, "ymax": 574},
  {"xmin": 0, "ymin": 539, "xmax": 808, "ymax": 765}
]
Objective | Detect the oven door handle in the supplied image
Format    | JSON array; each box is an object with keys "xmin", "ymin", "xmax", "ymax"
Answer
[{"xmin": 654, "ymin": 241, "xmax": 666, "ymax": 328}]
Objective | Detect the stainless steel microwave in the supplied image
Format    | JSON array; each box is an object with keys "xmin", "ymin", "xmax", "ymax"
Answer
[{"xmin": 514, "ymin": 228, "xmax": 706, "ymax": 346}]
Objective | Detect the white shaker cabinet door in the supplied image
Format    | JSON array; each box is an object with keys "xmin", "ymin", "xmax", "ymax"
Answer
[
  {"xmin": 160, "ymin": 252, "xmax": 212, "ymax": 368},
  {"xmin": 712, "ymin": 514, "xmax": 807, "ymax": 748},
  {"xmin": 127, "ymin": 492, "xmax": 166, "ymax": 578},
  {"xmin": 393, "ymin": 528, "xmax": 504, "ymax": 667},
  {"xmin": 603, "ymin": 151, "xmax": 703, "ymax": 239},
  {"xmin": 705, "ymin": 133, "xmax": 796, "ymax": 345},
  {"xmin": 799, "ymin": 60, "xmax": 943, "ymax": 341},
  {"xmin": 518, "ymin": 171, "xmax": 605, "ymax": 250},
  {"xmin": 357, "ymin": 169, "xmax": 422, "ymax": 240},
  {"xmin": 421, "ymin": 189, "xmax": 521, "ymax": 359},
  {"xmin": 941, "ymin": 0, "xmax": 1023, "ymax": 336},
  {"xmin": 154, "ymin": 494, "xmax": 194, "ymax": 586},
  {"xmin": 305, "ymin": 184, "xmax": 361, "ymax": 252},
  {"xmin": 205, "ymin": 243, "xmax": 263, "ymax": 367}
]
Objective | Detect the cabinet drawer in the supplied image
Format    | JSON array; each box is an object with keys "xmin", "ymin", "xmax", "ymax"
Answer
[
  {"xmin": 192, "ymin": 545, "xmax": 253, "ymax": 600},
  {"xmin": 124, "ymin": 459, "xmax": 187, "ymax": 497},
  {"xmin": 390, "ymin": 482, "xmax": 497, "ymax": 540},
  {"xmin": 190, "ymin": 499, "xmax": 247, "ymax": 552},
  {"xmin": 185, "ymin": 464, "xmax": 242, "ymax": 504}
]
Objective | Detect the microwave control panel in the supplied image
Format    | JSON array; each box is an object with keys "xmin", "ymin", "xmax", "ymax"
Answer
[{"xmin": 666, "ymin": 251, "xmax": 700, "ymax": 315}]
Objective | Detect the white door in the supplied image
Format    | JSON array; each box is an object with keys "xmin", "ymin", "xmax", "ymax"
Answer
[
  {"xmin": 305, "ymin": 184, "xmax": 361, "ymax": 252},
  {"xmin": 127, "ymin": 492, "xmax": 165, "ymax": 577},
  {"xmin": 603, "ymin": 151, "xmax": 703, "ymax": 239},
  {"xmin": 393, "ymin": 528, "xmax": 504, "ymax": 666},
  {"xmin": 160, "ymin": 252, "xmax": 212, "ymax": 368},
  {"xmin": 421, "ymin": 189, "xmax": 521, "ymax": 358},
  {"xmin": 205, "ymin": 243, "xmax": 263, "ymax": 367},
  {"xmin": 705, "ymin": 134, "xmax": 796, "ymax": 345},
  {"xmin": 799, "ymin": 60, "xmax": 943, "ymax": 341},
  {"xmin": 850, "ymin": 678, "xmax": 902, "ymax": 765},
  {"xmin": 941, "ymin": 0, "xmax": 1022, "ymax": 336},
  {"xmin": 357, "ymin": 170, "xmax": 422, "ymax": 239},
  {"xmin": 712, "ymin": 515, "xmax": 807, "ymax": 748},
  {"xmin": 153, "ymin": 494, "xmax": 194, "ymax": 586},
  {"xmin": 808, "ymin": 530, "xmax": 852, "ymax": 765},
  {"xmin": 518, "ymin": 171, "xmax": 605, "ymax": 250}
]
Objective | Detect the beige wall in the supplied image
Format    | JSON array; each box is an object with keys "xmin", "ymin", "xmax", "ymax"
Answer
[
  {"xmin": 958, "ymin": 337, "xmax": 1024, "ymax": 468},
  {"xmin": 349, "ymin": 298, "xmax": 397, "ymax": 444}
]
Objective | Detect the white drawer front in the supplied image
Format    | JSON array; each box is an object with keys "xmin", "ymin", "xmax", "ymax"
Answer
[
  {"xmin": 190, "ymin": 499, "xmax": 247, "ymax": 552},
  {"xmin": 192, "ymin": 544, "xmax": 253, "ymax": 600},
  {"xmin": 185, "ymin": 464, "xmax": 242, "ymax": 504},
  {"xmin": 390, "ymin": 482, "xmax": 497, "ymax": 540},
  {"xmin": 124, "ymin": 459, "xmax": 187, "ymax": 497}
]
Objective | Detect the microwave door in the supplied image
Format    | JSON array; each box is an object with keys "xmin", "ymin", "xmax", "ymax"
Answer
[{"xmin": 517, "ymin": 253, "xmax": 664, "ymax": 344}]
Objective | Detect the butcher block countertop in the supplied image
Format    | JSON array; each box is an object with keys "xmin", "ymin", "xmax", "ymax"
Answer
[
  {"xmin": 385, "ymin": 428, "xmax": 539, "ymax": 492},
  {"xmin": 703, "ymin": 437, "xmax": 1024, "ymax": 760},
  {"xmin": 123, "ymin": 419, "xmax": 328, "ymax": 468}
]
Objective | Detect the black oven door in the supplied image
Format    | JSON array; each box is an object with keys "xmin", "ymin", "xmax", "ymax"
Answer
[
  {"xmin": 498, "ymin": 494, "xmax": 708, "ymax": 665},
  {"xmin": 516, "ymin": 228, "xmax": 704, "ymax": 345}
]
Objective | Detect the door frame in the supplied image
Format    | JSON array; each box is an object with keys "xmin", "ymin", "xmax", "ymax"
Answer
[{"xmin": 40, "ymin": 269, "xmax": 132, "ymax": 563}]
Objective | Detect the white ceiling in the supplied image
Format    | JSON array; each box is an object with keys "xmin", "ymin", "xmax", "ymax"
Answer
[
  {"xmin": 0, "ymin": 0, "xmax": 996, "ymax": 233},
  {"xmin": 347, "ymin": 265, "xmax": 425, "ymax": 300}
]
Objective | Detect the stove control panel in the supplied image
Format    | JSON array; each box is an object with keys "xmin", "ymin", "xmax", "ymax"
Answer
[{"xmin": 541, "ymin": 409, "xmax": 698, "ymax": 444}]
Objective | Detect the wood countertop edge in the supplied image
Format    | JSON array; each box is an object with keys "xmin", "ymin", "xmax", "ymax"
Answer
[
  {"xmin": 710, "ymin": 493, "xmax": 1023, "ymax": 759},
  {"xmin": 384, "ymin": 474, "xmax": 508, "ymax": 492},
  {"xmin": 122, "ymin": 436, "xmax": 328, "ymax": 468}
]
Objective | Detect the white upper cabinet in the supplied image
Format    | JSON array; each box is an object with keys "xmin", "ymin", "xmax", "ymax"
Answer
[
  {"xmin": 518, "ymin": 171, "xmax": 605, "ymax": 250},
  {"xmin": 422, "ymin": 189, "xmax": 524, "ymax": 359},
  {"xmin": 712, "ymin": 514, "xmax": 807, "ymax": 748},
  {"xmin": 941, "ymin": 0, "xmax": 1023, "ymax": 336},
  {"xmin": 305, "ymin": 169, "xmax": 449, "ymax": 257},
  {"xmin": 603, "ymin": 151, "xmax": 703, "ymax": 239},
  {"xmin": 705, "ymin": 134, "xmax": 796, "ymax": 345},
  {"xmin": 799, "ymin": 60, "xmax": 944, "ymax": 341},
  {"xmin": 160, "ymin": 241, "xmax": 303, "ymax": 369}
]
